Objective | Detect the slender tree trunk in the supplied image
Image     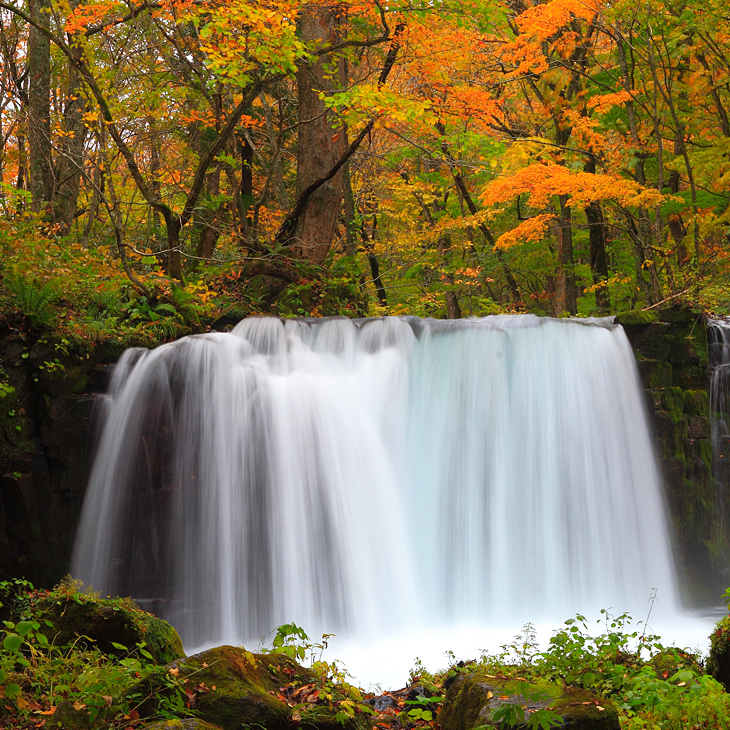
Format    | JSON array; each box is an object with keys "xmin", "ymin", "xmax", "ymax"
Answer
[
  {"xmin": 27, "ymin": 0, "xmax": 53, "ymax": 214},
  {"xmin": 583, "ymin": 157, "xmax": 609, "ymax": 311},
  {"xmin": 294, "ymin": 3, "xmax": 346, "ymax": 265},
  {"xmin": 81, "ymin": 156, "xmax": 101, "ymax": 248},
  {"xmin": 585, "ymin": 201, "xmax": 610, "ymax": 311},
  {"xmin": 556, "ymin": 194, "xmax": 577, "ymax": 315},
  {"xmin": 55, "ymin": 37, "xmax": 87, "ymax": 234},
  {"xmin": 438, "ymin": 232, "xmax": 462, "ymax": 319},
  {"xmin": 342, "ymin": 154, "xmax": 357, "ymax": 257},
  {"xmin": 360, "ymin": 216, "xmax": 386, "ymax": 305}
]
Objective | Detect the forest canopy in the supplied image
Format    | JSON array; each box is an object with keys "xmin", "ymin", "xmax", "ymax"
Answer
[{"xmin": 0, "ymin": 0, "xmax": 729, "ymax": 340}]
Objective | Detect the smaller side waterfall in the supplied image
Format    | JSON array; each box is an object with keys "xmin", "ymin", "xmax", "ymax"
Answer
[
  {"xmin": 709, "ymin": 319, "xmax": 730, "ymax": 481},
  {"xmin": 708, "ymin": 318, "xmax": 730, "ymax": 586}
]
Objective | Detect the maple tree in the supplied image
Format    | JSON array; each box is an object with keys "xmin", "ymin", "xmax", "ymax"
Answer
[{"xmin": 0, "ymin": 0, "xmax": 728, "ymax": 329}]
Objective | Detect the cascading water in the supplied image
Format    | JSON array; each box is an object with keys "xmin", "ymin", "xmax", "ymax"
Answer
[
  {"xmin": 709, "ymin": 318, "xmax": 730, "ymax": 485},
  {"xmin": 708, "ymin": 318, "xmax": 730, "ymax": 584},
  {"xmin": 72, "ymin": 315, "xmax": 681, "ymax": 679}
]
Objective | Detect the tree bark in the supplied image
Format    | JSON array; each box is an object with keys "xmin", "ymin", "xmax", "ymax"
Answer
[
  {"xmin": 556, "ymin": 194, "xmax": 577, "ymax": 315},
  {"xmin": 54, "ymin": 29, "xmax": 87, "ymax": 234},
  {"xmin": 294, "ymin": 3, "xmax": 346, "ymax": 265},
  {"xmin": 583, "ymin": 157, "xmax": 609, "ymax": 311},
  {"xmin": 27, "ymin": 0, "xmax": 53, "ymax": 214}
]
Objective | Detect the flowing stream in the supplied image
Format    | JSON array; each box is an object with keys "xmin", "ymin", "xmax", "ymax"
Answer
[{"xmin": 73, "ymin": 315, "xmax": 686, "ymax": 684}]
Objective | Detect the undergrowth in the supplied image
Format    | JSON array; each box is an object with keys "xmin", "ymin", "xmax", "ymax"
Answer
[{"xmin": 0, "ymin": 578, "xmax": 191, "ymax": 728}]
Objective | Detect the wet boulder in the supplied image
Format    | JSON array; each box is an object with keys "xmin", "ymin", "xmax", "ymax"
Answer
[
  {"xmin": 438, "ymin": 672, "xmax": 620, "ymax": 730},
  {"xmin": 23, "ymin": 586, "xmax": 184, "ymax": 664},
  {"xmin": 707, "ymin": 615, "xmax": 730, "ymax": 690},
  {"xmin": 138, "ymin": 646, "xmax": 371, "ymax": 730}
]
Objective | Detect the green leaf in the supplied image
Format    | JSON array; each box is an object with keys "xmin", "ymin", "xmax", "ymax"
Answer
[
  {"xmin": 155, "ymin": 303, "xmax": 178, "ymax": 316},
  {"xmin": 3, "ymin": 633, "xmax": 22, "ymax": 652},
  {"xmin": 4, "ymin": 682, "xmax": 21, "ymax": 699},
  {"xmin": 141, "ymin": 256, "xmax": 157, "ymax": 265},
  {"xmin": 15, "ymin": 621, "xmax": 38, "ymax": 637},
  {"xmin": 111, "ymin": 642, "xmax": 129, "ymax": 651}
]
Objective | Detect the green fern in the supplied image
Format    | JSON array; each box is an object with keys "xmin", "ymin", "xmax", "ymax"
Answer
[{"xmin": 5, "ymin": 273, "xmax": 57, "ymax": 325}]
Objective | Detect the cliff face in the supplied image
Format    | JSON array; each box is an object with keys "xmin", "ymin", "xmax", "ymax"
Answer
[
  {"xmin": 620, "ymin": 307, "xmax": 725, "ymax": 604},
  {"xmin": 0, "ymin": 312, "xmax": 725, "ymax": 605},
  {"xmin": 0, "ymin": 330, "xmax": 116, "ymax": 585}
]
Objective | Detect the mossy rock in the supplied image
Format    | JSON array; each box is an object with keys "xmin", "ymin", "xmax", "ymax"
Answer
[
  {"xmin": 649, "ymin": 648, "xmax": 702, "ymax": 678},
  {"xmin": 138, "ymin": 646, "xmax": 370, "ymax": 730},
  {"xmin": 23, "ymin": 589, "xmax": 184, "ymax": 664},
  {"xmin": 438, "ymin": 672, "xmax": 619, "ymax": 730},
  {"xmin": 614, "ymin": 310, "xmax": 659, "ymax": 326},
  {"xmin": 707, "ymin": 614, "xmax": 730, "ymax": 690},
  {"xmin": 45, "ymin": 700, "xmax": 112, "ymax": 729}
]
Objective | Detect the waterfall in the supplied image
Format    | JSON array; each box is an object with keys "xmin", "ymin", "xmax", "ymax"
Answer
[
  {"xmin": 72, "ymin": 315, "xmax": 679, "ymax": 653},
  {"xmin": 708, "ymin": 318, "xmax": 730, "ymax": 584},
  {"xmin": 709, "ymin": 318, "xmax": 730, "ymax": 485}
]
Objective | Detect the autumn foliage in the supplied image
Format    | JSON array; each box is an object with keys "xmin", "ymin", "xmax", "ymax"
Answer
[{"xmin": 0, "ymin": 0, "xmax": 728, "ymax": 327}]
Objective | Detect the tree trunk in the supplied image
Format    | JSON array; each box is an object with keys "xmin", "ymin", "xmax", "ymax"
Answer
[
  {"xmin": 583, "ymin": 159, "xmax": 610, "ymax": 311},
  {"xmin": 438, "ymin": 232, "xmax": 462, "ymax": 319},
  {"xmin": 54, "ymin": 38, "xmax": 87, "ymax": 235},
  {"xmin": 27, "ymin": 0, "xmax": 53, "ymax": 214},
  {"xmin": 585, "ymin": 201, "xmax": 610, "ymax": 311},
  {"xmin": 294, "ymin": 3, "xmax": 346, "ymax": 265},
  {"xmin": 556, "ymin": 194, "xmax": 577, "ymax": 315}
]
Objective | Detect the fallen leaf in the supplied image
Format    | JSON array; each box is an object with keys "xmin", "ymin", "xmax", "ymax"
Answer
[
  {"xmin": 102, "ymin": 696, "xmax": 113, "ymax": 708},
  {"xmin": 169, "ymin": 667, "xmax": 180, "ymax": 677},
  {"xmin": 292, "ymin": 712, "xmax": 301, "ymax": 722},
  {"xmin": 597, "ymin": 706, "xmax": 605, "ymax": 712},
  {"xmin": 35, "ymin": 707, "xmax": 56, "ymax": 716},
  {"xmin": 72, "ymin": 702, "xmax": 86, "ymax": 711},
  {"xmin": 486, "ymin": 691, "xmax": 493, "ymax": 699}
]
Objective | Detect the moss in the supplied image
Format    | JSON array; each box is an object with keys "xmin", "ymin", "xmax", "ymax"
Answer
[
  {"xmin": 638, "ymin": 359, "xmax": 673, "ymax": 388},
  {"xmin": 614, "ymin": 310, "xmax": 659, "ymax": 325},
  {"xmin": 707, "ymin": 615, "xmax": 730, "ymax": 690},
  {"xmin": 438, "ymin": 671, "xmax": 619, "ymax": 730},
  {"xmin": 23, "ymin": 585, "xmax": 184, "ymax": 664},
  {"xmin": 684, "ymin": 390, "xmax": 710, "ymax": 416},
  {"xmin": 661, "ymin": 387, "xmax": 686, "ymax": 421},
  {"xmin": 140, "ymin": 647, "xmax": 370, "ymax": 730}
]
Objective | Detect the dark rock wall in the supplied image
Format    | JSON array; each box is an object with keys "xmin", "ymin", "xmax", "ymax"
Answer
[
  {"xmin": 1, "ymin": 313, "xmax": 726, "ymax": 606},
  {"xmin": 0, "ymin": 330, "xmax": 114, "ymax": 586},
  {"xmin": 620, "ymin": 307, "xmax": 725, "ymax": 604}
]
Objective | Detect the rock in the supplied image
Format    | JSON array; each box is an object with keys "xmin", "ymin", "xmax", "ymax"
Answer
[
  {"xmin": 25, "ymin": 588, "xmax": 184, "ymax": 664},
  {"xmin": 46, "ymin": 701, "xmax": 110, "ymax": 730},
  {"xmin": 707, "ymin": 615, "xmax": 730, "ymax": 690},
  {"xmin": 438, "ymin": 672, "xmax": 620, "ymax": 730},
  {"xmin": 138, "ymin": 646, "xmax": 370, "ymax": 730}
]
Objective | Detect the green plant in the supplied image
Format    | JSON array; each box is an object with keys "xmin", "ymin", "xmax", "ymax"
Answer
[
  {"xmin": 0, "ymin": 580, "xmax": 191, "ymax": 727},
  {"xmin": 4, "ymin": 272, "xmax": 57, "ymax": 327}
]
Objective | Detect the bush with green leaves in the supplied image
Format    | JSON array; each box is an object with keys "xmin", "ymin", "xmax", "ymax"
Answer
[{"xmin": 0, "ymin": 579, "xmax": 191, "ymax": 728}]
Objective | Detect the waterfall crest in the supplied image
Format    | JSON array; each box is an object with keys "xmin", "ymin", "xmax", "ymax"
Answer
[{"xmin": 72, "ymin": 315, "xmax": 678, "ymax": 649}]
